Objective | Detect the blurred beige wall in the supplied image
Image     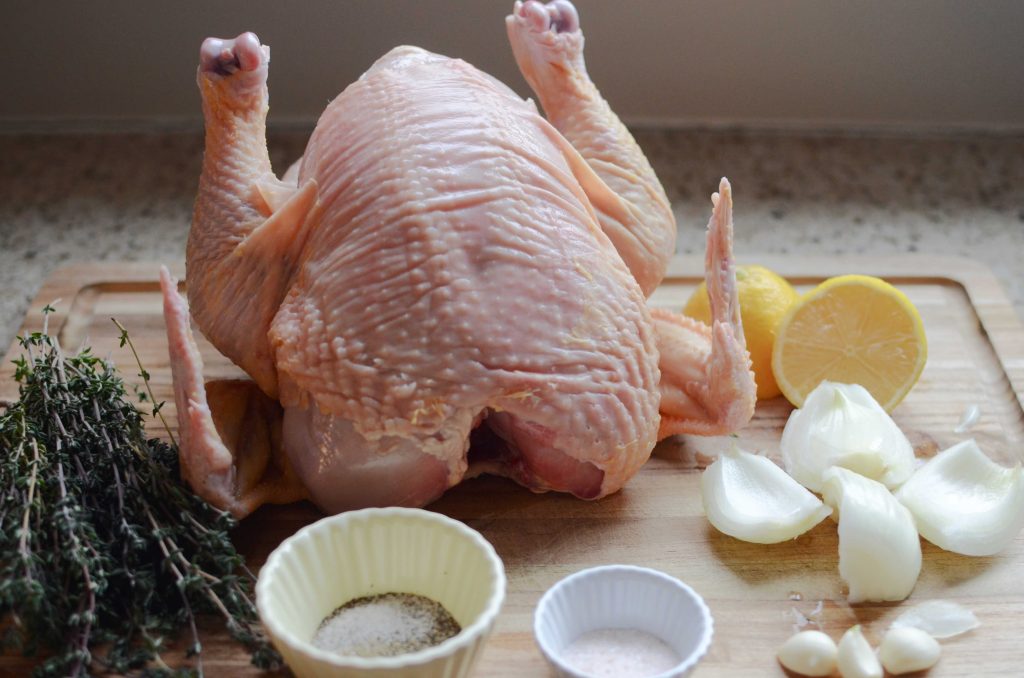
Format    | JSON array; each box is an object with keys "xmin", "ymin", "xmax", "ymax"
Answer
[{"xmin": 3, "ymin": 0, "xmax": 1023, "ymax": 132}]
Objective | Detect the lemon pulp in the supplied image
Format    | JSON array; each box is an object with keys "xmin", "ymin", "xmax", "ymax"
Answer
[{"xmin": 771, "ymin": 274, "xmax": 927, "ymax": 412}]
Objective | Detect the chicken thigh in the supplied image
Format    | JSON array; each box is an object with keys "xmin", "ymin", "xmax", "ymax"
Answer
[{"xmin": 165, "ymin": 1, "xmax": 754, "ymax": 518}]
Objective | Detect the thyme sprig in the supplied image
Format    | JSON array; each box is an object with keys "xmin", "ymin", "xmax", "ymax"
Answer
[
  {"xmin": 113, "ymin": 318, "xmax": 176, "ymax": 448},
  {"xmin": 0, "ymin": 312, "xmax": 281, "ymax": 676}
]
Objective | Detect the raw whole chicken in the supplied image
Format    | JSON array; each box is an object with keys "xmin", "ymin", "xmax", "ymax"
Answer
[{"xmin": 163, "ymin": 0, "xmax": 755, "ymax": 518}]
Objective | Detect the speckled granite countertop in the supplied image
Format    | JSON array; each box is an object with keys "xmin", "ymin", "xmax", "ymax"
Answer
[{"xmin": 1, "ymin": 128, "xmax": 1022, "ymax": 351}]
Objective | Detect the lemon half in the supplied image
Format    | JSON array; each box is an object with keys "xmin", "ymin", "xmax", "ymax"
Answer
[{"xmin": 771, "ymin": 274, "xmax": 927, "ymax": 412}]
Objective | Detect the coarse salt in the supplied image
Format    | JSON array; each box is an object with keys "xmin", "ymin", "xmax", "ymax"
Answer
[{"xmin": 560, "ymin": 627, "xmax": 681, "ymax": 678}]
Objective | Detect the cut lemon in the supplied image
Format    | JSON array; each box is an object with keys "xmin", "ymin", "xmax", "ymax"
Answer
[{"xmin": 771, "ymin": 274, "xmax": 927, "ymax": 412}]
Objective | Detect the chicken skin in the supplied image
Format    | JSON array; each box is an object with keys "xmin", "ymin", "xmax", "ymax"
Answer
[{"xmin": 164, "ymin": 0, "xmax": 755, "ymax": 517}]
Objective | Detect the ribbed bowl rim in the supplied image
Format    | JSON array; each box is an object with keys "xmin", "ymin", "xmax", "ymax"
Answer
[
  {"xmin": 256, "ymin": 506, "xmax": 507, "ymax": 670},
  {"xmin": 533, "ymin": 564, "xmax": 714, "ymax": 678}
]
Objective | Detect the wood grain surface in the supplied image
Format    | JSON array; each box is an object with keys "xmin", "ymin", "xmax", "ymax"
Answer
[{"xmin": 2, "ymin": 256, "xmax": 1022, "ymax": 677}]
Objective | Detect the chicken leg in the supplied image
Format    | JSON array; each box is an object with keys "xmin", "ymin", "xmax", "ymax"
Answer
[
  {"xmin": 189, "ymin": 32, "xmax": 318, "ymax": 398},
  {"xmin": 508, "ymin": 3, "xmax": 754, "ymax": 437},
  {"xmin": 506, "ymin": 0, "xmax": 677, "ymax": 296}
]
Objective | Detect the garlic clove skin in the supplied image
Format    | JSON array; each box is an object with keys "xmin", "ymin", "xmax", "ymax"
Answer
[
  {"xmin": 780, "ymin": 381, "xmax": 916, "ymax": 493},
  {"xmin": 777, "ymin": 630, "xmax": 837, "ymax": 677},
  {"xmin": 701, "ymin": 446, "xmax": 833, "ymax": 544},
  {"xmin": 953, "ymin": 403, "xmax": 981, "ymax": 433},
  {"xmin": 821, "ymin": 467, "xmax": 921, "ymax": 602},
  {"xmin": 877, "ymin": 626, "xmax": 940, "ymax": 675},
  {"xmin": 895, "ymin": 438, "xmax": 1024, "ymax": 556},
  {"xmin": 836, "ymin": 625, "xmax": 882, "ymax": 678},
  {"xmin": 890, "ymin": 599, "xmax": 980, "ymax": 639}
]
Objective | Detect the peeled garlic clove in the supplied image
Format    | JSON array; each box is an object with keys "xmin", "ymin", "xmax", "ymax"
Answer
[
  {"xmin": 878, "ymin": 626, "xmax": 940, "ymax": 675},
  {"xmin": 701, "ymin": 446, "xmax": 832, "ymax": 543},
  {"xmin": 836, "ymin": 625, "xmax": 882, "ymax": 678},
  {"xmin": 777, "ymin": 630, "xmax": 837, "ymax": 677},
  {"xmin": 781, "ymin": 381, "xmax": 915, "ymax": 493},
  {"xmin": 821, "ymin": 467, "xmax": 921, "ymax": 602},
  {"xmin": 890, "ymin": 599, "xmax": 980, "ymax": 639},
  {"xmin": 895, "ymin": 439, "xmax": 1024, "ymax": 556}
]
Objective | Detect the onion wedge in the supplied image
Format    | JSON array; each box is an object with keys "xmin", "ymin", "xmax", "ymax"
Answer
[
  {"xmin": 821, "ymin": 467, "xmax": 921, "ymax": 602},
  {"xmin": 781, "ymin": 382, "xmax": 915, "ymax": 493},
  {"xmin": 895, "ymin": 439, "xmax": 1024, "ymax": 556},
  {"xmin": 701, "ymin": 446, "xmax": 832, "ymax": 544}
]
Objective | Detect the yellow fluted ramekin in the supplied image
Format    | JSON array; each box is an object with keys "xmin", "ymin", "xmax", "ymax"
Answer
[{"xmin": 256, "ymin": 507, "xmax": 506, "ymax": 677}]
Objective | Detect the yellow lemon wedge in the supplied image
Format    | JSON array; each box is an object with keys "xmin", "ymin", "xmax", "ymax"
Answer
[
  {"xmin": 771, "ymin": 274, "xmax": 927, "ymax": 412},
  {"xmin": 683, "ymin": 264, "xmax": 798, "ymax": 399}
]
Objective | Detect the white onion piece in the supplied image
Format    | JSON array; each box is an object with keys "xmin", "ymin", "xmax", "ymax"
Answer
[
  {"xmin": 821, "ymin": 467, "xmax": 921, "ymax": 602},
  {"xmin": 781, "ymin": 381, "xmax": 916, "ymax": 492},
  {"xmin": 701, "ymin": 446, "xmax": 832, "ymax": 544},
  {"xmin": 896, "ymin": 439, "xmax": 1024, "ymax": 556},
  {"xmin": 890, "ymin": 600, "xmax": 980, "ymax": 639}
]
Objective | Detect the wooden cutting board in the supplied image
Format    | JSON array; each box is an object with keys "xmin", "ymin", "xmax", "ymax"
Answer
[{"xmin": 2, "ymin": 256, "xmax": 1022, "ymax": 677}]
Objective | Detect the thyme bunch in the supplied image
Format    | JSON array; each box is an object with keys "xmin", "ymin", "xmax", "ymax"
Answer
[{"xmin": 0, "ymin": 314, "xmax": 281, "ymax": 676}]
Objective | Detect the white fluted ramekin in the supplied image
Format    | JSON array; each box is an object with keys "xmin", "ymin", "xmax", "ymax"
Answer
[
  {"xmin": 534, "ymin": 565, "xmax": 713, "ymax": 678},
  {"xmin": 256, "ymin": 507, "xmax": 506, "ymax": 678}
]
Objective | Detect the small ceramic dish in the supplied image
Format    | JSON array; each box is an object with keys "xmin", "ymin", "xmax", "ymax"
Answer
[
  {"xmin": 256, "ymin": 507, "xmax": 506, "ymax": 678},
  {"xmin": 534, "ymin": 565, "xmax": 714, "ymax": 678}
]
